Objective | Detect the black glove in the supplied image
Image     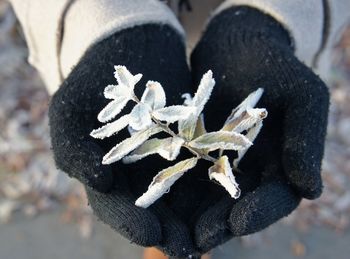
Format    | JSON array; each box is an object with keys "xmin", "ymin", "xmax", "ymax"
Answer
[
  {"xmin": 49, "ymin": 7, "xmax": 329, "ymax": 258},
  {"xmin": 49, "ymin": 25, "xmax": 200, "ymax": 258},
  {"xmin": 189, "ymin": 6, "xmax": 329, "ymax": 253}
]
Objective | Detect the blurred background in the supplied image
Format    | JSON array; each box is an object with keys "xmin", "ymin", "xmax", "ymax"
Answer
[{"xmin": 0, "ymin": 1, "xmax": 350, "ymax": 258}]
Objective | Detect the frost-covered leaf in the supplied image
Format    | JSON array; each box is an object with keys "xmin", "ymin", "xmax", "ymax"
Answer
[
  {"xmin": 189, "ymin": 131, "xmax": 252, "ymax": 151},
  {"xmin": 222, "ymin": 108, "xmax": 267, "ymax": 133},
  {"xmin": 122, "ymin": 138, "xmax": 164, "ymax": 163},
  {"xmin": 90, "ymin": 114, "xmax": 130, "ymax": 139},
  {"xmin": 114, "ymin": 65, "xmax": 142, "ymax": 90},
  {"xmin": 209, "ymin": 156, "xmax": 240, "ymax": 199},
  {"xmin": 102, "ymin": 126, "xmax": 162, "ymax": 164},
  {"xmin": 152, "ymin": 105, "xmax": 195, "ymax": 123},
  {"xmin": 178, "ymin": 113, "xmax": 197, "ymax": 141},
  {"xmin": 135, "ymin": 157, "xmax": 198, "ymax": 208},
  {"xmin": 224, "ymin": 88, "xmax": 264, "ymax": 126},
  {"xmin": 129, "ymin": 103, "xmax": 152, "ymax": 131},
  {"xmin": 193, "ymin": 114, "xmax": 207, "ymax": 139},
  {"xmin": 181, "ymin": 93, "xmax": 193, "ymax": 106},
  {"xmin": 141, "ymin": 81, "xmax": 166, "ymax": 110},
  {"xmin": 97, "ymin": 97, "xmax": 129, "ymax": 123},
  {"xmin": 178, "ymin": 71, "xmax": 215, "ymax": 140},
  {"xmin": 123, "ymin": 137, "xmax": 184, "ymax": 163},
  {"xmin": 103, "ymin": 84, "xmax": 131, "ymax": 100},
  {"xmin": 192, "ymin": 70, "xmax": 215, "ymax": 113},
  {"xmin": 157, "ymin": 137, "xmax": 185, "ymax": 161},
  {"xmin": 233, "ymin": 121, "xmax": 263, "ymax": 168},
  {"xmin": 127, "ymin": 125, "xmax": 138, "ymax": 136}
]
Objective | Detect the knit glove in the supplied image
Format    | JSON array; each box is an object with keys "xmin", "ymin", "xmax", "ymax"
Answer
[
  {"xmin": 189, "ymin": 6, "xmax": 329, "ymax": 253},
  {"xmin": 49, "ymin": 25, "xmax": 201, "ymax": 258}
]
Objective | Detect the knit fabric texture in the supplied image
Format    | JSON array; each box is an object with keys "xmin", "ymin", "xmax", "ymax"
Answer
[
  {"xmin": 190, "ymin": 6, "xmax": 329, "ymax": 252},
  {"xmin": 49, "ymin": 6, "xmax": 329, "ymax": 258},
  {"xmin": 49, "ymin": 24, "xmax": 202, "ymax": 258}
]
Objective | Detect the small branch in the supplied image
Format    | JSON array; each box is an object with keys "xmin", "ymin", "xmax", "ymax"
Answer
[
  {"xmin": 132, "ymin": 92, "xmax": 217, "ymax": 163},
  {"xmin": 132, "ymin": 94, "xmax": 140, "ymax": 103}
]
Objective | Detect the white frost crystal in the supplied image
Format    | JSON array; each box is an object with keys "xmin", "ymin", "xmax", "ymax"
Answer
[
  {"xmin": 209, "ymin": 156, "xmax": 240, "ymax": 199},
  {"xmin": 97, "ymin": 66, "xmax": 142, "ymax": 123},
  {"xmin": 135, "ymin": 157, "xmax": 198, "ymax": 208},
  {"xmin": 91, "ymin": 66, "xmax": 267, "ymax": 208}
]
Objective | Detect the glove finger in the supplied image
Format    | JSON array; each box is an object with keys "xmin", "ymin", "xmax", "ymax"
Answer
[
  {"xmin": 229, "ymin": 179, "xmax": 301, "ymax": 236},
  {"xmin": 49, "ymin": 86, "xmax": 114, "ymax": 192},
  {"xmin": 194, "ymin": 195, "xmax": 234, "ymax": 254},
  {"xmin": 282, "ymin": 75, "xmax": 329, "ymax": 199},
  {"xmin": 51, "ymin": 136, "xmax": 114, "ymax": 192},
  {"xmin": 151, "ymin": 202, "xmax": 197, "ymax": 258},
  {"xmin": 86, "ymin": 186, "xmax": 162, "ymax": 246}
]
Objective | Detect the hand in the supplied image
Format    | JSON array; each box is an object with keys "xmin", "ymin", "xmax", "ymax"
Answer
[
  {"xmin": 189, "ymin": 6, "xmax": 329, "ymax": 252},
  {"xmin": 49, "ymin": 25, "xmax": 201, "ymax": 258}
]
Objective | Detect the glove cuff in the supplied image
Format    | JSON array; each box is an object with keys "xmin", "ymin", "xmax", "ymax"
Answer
[
  {"xmin": 211, "ymin": 0, "xmax": 324, "ymax": 69},
  {"xmin": 205, "ymin": 6, "xmax": 292, "ymax": 52}
]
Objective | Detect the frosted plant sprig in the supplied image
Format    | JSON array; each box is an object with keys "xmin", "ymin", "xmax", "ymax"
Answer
[{"xmin": 91, "ymin": 66, "xmax": 268, "ymax": 208}]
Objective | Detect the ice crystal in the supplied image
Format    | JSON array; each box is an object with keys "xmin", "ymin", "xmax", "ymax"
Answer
[{"xmin": 91, "ymin": 66, "xmax": 267, "ymax": 208}]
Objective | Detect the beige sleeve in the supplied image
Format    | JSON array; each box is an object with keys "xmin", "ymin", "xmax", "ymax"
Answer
[
  {"xmin": 212, "ymin": 0, "xmax": 350, "ymax": 81},
  {"xmin": 9, "ymin": 0, "xmax": 184, "ymax": 94}
]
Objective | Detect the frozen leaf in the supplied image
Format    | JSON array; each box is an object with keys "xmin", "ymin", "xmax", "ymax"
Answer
[
  {"xmin": 128, "ymin": 125, "xmax": 138, "ymax": 136},
  {"xmin": 135, "ymin": 158, "xmax": 198, "ymax": 208},
  {"xmin": 97, "ymin": 97, "xmax": 129, "ymax": 123},
  {"xmin": 181, "ymin": 93, "xmax": 193, "ymax": 106},
  {"xmin": 141, "ymin": 81, "xmax": 166, "ymax": 110},
  {"xmin": 114, "ymin": 65, "xmax": 142, "ymax": 91},
  {"xmin": 192, "ymin": 70, "xmax": 215, "ymax": 113},
  {"xmin": 224, "ymin": 88, "xmax": 264, "ymax": 126},
  {"xmin": 178, "ymin": 71, "xmax": 215, "ymax": 140},
  {"xmin": 123, "ymin": 137, "xmax": 184, "ymax": 163},
  {"xmin": 223, "ymin": 108, "xmax": 267, "ymax": 133},
  {"xmin": 189, "ymin": 131, "xmax": 252, "ymax": 151},
  {"xmin": 122, "ymin": 138, "xmax": 165, "ymax": 163},
  {"xmin": 178, "ymin": 113, "xmax": 198, "ymax": 141},
  {"xmin": 102, "ymin": 126, "xmax": 162, "ymax": 164},
  {"xmin": 90, "ymin": 114, "xmax": 130, "ymax": 139},
  {"xmin": 152, "ymin": 105, "xmax": 196, "ymax": 123},
  {"xmin": 193, "ymin": 114, "xmax": 207, "ymax": 139},
  {"xmin": 103, "ymin": 84, "xmax": 132, "ymax": 100},
  {"xmin": 157, "ymin": 137, "xmax": 185, "ymax": 161},
  {"xmin": 233, "ymin": 121, "xmax": 263, "ymax": 168},
  {"xmin": 209, "ymin": 156, "xmax": 240, "ymax": 199},
  {"xmin": 129, "ymin": 103, "xmax": 152, "ymax": 131}
]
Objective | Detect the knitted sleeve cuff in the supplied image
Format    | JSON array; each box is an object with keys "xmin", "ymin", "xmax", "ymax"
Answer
[
  {"xmin": 9, "ymin": 0, "xmax": 184, "ymax": 94},
  {"xmin": 211, "ymin": 0, "xmax": 324, "ymax": 69}
]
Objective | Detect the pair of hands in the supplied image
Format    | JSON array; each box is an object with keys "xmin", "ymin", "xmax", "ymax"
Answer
[{"xmin": 49, "ymin": 7, "xmax": 329, "ymax": 259}]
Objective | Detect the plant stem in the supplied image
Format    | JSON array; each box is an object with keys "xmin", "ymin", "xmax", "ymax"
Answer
[
  {"xmin": 153, "ymin": 117, "xmax": 217, "ymax": 163},
  {"xmin": 131, "ymin": 95, "xmax": 217, "ymax": 163}
]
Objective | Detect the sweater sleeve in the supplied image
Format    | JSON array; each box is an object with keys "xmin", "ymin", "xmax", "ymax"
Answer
[
  {"xmin": 212, "ymin": 0, "xmax": 350, "ymax": 81},
  {"xmin": 9, "ymin": 0, "xmax": 184, "ymax": 94}
]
